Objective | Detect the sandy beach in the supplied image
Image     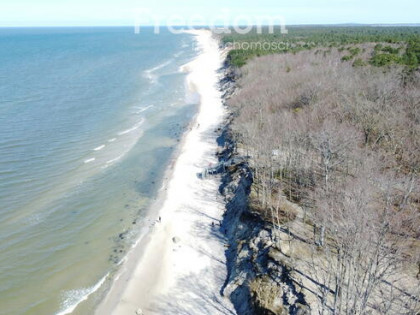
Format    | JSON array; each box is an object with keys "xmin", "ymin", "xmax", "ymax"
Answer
[{"xmin": 95, "ymin": 30, "xmax": 235, "ymax": 315}]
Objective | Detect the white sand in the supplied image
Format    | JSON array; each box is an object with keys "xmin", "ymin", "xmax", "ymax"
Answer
[{"xmin": 95, "ymin": 30, "xmax": 235, "ymax": 315}]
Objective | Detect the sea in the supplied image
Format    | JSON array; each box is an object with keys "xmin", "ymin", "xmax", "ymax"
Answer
[{"xmin": 0, "ymin": 27, "xmax": 199, "ymax": 314}]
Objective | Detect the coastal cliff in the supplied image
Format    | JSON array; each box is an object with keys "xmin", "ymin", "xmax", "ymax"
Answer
[
  {"xmin": 216, "ymin": 65, "xmax": 311, "ymax": 315},
  {"xmin": 216, "ymin": 41, "xmax": 420, "ymax": 314}
]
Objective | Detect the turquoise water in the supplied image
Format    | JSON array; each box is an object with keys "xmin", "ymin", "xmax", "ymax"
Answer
[{"xmin": 0, "ymin": 27, "xmax": 198, "ymax": 314}]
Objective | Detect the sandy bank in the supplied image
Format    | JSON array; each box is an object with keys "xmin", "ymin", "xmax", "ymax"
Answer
[{"xmin": 95, "ymin": 30, "xmax": 235, "ymax": 315}]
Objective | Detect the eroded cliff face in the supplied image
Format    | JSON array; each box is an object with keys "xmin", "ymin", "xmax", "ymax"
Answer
[
  {"xmin": 216, "ymin": 65, "xmax": 310, "ymax": 315},
  {"xmin": 216, "ymin": 125, "xmax": 310, "ymax": 315}
]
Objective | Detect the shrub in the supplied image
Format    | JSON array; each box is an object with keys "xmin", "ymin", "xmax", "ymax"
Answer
[
  {"xmin": 341, "ymin": 55, "xmax": 353, "ymax": 62},
  {"xmin": 403, "ymin": 37, "xmax": 420, "ymax": 68},
  {"xmin": 370, "ymin": 53, "xmax": 402, "ymax": 66},
  {"xmin": 374, "ymin": 43, "xmax": 383, "ymax": 51},
  {"xmin": 348, "ymin": 47, "xmax": 361, "ymax": 56},
  {"xmin": 353, "ymin": 58, "xmax": 367, "ymax": 67},
  {"xmin": 382, "ymin": 45, "xmax": 400, "ymax": 54},
  {"xmin": 403, "ymin": 51, "xmax": 419, "ymax": 68}
]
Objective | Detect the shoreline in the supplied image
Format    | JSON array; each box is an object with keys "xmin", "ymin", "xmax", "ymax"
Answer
[{"xmin": 95, "ymin": 30, "xmax": 235, "ymax": 315}]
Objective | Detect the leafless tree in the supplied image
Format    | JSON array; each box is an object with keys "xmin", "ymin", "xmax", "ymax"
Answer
[{"xmin": 228, "ymin": 48, "xmax": 420, "ymax": 314}]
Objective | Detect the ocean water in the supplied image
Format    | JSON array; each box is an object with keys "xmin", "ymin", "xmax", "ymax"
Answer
[{"xmin": 0, "ymin": 27, "xmax": 198, "ymax": 314}]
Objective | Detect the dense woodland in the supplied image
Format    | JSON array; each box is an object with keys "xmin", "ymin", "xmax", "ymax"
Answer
[
  {"xmin": 224, "ymin": 27, "xmax": 420, "ymax": 314},
  {"xmin": 222, "ymin": 26, "xmax": 420, "ymax": 68}
]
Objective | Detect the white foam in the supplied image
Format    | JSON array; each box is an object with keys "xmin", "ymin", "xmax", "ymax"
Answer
[
  {"xmin": 84, "ymin": 158, "xmax": 96, "ymax": 164},
  {"xmin": 143, "ymin": 60, "xmax": 173, "ymax": 83},
  {"xmin": 136, "ymin": 105, "xmax": 154, "ymax": 114},
  {"xmin": 108, "ymin": 138, "xmax": 116, "ymax": 143},
  {"xmin": 117, "ymin": 118, "xmax": 145, "ymax": 136},
  {"xmin": 159, "ymin": 182, "xmax": 166, "ymax": 191},
  {"xmin": 23, "ymin": 212, "xmax": 47, "ymax": 227},
  {"xmin": 173, "ymin": 51, "xmax": 183, "ymax": 58},
  {"xmin": 56, "ymin": 273, "xmax": 109, "ymax": 315},
  {"xmin": 145, "ymin": 59, "xmax": 173, "ymax": 74},
  {"xmin": 106, "ymin": 154, "xmax": 124, "ymax": 165},
  {"xmin": 179, "ymin": 63, "xmax": 190, "ymax": 73},
  {"xmin": 93, "ymin": 145, "xmax": 105, "ymax": 151},
  {"xmin": 116, "ymin": 257, "xmax": 126, "ymax": 266}
]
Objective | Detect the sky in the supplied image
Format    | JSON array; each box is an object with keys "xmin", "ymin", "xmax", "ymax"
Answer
[{"xmin": 0, "ymin": 0, "xmax": 418, "ymax": 27}]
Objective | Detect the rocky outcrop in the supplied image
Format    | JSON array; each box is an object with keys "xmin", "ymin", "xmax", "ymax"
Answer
[{"xmin": 217, "ymin": 67, "xmax": 310, "ymax": 315}]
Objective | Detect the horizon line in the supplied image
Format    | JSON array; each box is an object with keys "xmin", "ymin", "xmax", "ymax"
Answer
[{"xmin": 1, "ymin": 22, "xmax": 420, "ymax": 28}]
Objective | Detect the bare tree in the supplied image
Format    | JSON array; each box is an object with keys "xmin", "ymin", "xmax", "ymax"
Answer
[{"xmin": 228, "ymin": 48, "xmax": 420, "ymax": 314}]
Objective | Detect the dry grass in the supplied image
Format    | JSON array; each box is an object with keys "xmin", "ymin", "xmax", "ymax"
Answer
[{"xmin": 249, "ymin": 275, "xmax": 285, "ymax": 315}]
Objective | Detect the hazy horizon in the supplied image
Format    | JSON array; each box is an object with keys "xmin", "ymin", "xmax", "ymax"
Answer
[
  {"xmin": 0, "ymin": 0, "xmax": 418, "ymax": 27},
  {"xmin": 1, "ymin": 23, "xmax": 420, "ymax": 29}
]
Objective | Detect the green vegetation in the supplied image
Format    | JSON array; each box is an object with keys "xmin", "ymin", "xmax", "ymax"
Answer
[
  {"xmin": 348, "ymin": 46, "xmax": 361, "ymax": 56},
  {"xmin": 340, "ymin": 54, "xmax": 353, "ymax": 61},
  {"xmin": 381, "ymin": 45, "xmax": 400, "ymax": 54},
  {"xmin": 369, "ymin": 52, "xmax": 402, "ymax": 66},
  {"xmin": 221, "ymin": 26, "xmax": 420, "ymax": 69},
  {"xmin": 405, "ymin": 37, "xmax": 420, "ymax": 68},
  {"xmin": 352, "ymin": 57, "xmax": 367, "ymax": 67}
]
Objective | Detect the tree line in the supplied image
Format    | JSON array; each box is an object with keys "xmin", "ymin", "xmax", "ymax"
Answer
[{"xmin": 221, "ymin": 26, "xmax": 420, "ymax": 68}]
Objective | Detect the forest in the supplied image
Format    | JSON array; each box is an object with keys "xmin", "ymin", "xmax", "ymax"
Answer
[
  {"xmin": 222, "ymin": 26, "xmax": 420, "ymax": 68},
  {"xmin": 223, "ymin": 26, "xmax": 420, "ymax": 314}
]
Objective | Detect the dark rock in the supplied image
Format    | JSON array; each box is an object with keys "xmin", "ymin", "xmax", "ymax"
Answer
[{"xmin": 294, "ymin": 303, "xmax": 311, "ymax": 315}]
